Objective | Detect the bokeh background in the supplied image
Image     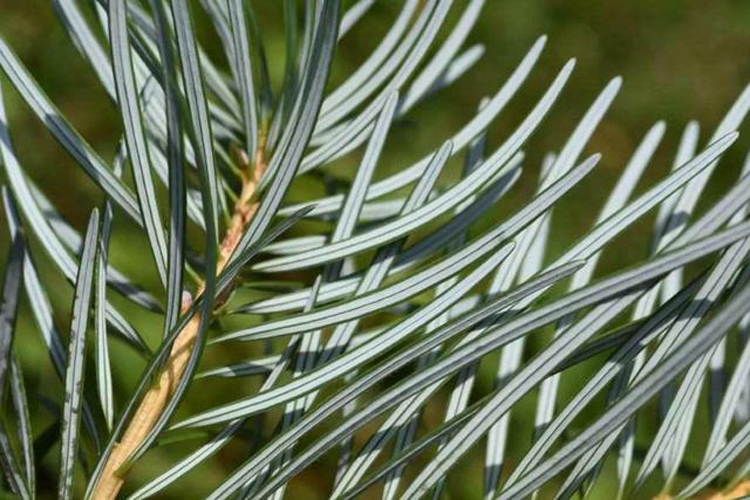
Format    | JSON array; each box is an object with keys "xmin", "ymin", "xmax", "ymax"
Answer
[{"xmin": 2, "ymin": 0, "xmax": 750, "ymax": 498}]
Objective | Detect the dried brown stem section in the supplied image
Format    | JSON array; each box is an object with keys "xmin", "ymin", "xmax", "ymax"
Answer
[
  {"xmin": 218, "ymin": 146, "xmax": 265, "ymax": 271},
  {"xmin": 91, "ymin": 146, "xmax": 265, "ymax": 499}
]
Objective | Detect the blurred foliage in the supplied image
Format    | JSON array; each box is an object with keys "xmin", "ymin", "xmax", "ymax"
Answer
[{"xmin": 1, "ymin": 1, "xmax": 750, "ymax": 498}]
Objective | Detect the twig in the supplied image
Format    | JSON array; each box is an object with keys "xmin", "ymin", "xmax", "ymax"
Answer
[{"xmin": 91, "ymin": 144, "xmax": 265, "ymax": 499}]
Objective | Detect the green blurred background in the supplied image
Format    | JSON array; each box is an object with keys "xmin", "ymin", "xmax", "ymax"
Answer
[{"xmin": 2, "ymin": 1, "xmax": 750, "ymax": 498}]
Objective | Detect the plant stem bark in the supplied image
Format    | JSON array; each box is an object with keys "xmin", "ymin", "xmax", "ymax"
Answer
[{"xmin": 91, "ymin": 146, "xmax": 265, "ymax": 499}]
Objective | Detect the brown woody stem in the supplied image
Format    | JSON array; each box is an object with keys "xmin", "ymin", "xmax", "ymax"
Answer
[{"xmin": 91, "ymin": 144, "xmax": 265, "ymax": 499}]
